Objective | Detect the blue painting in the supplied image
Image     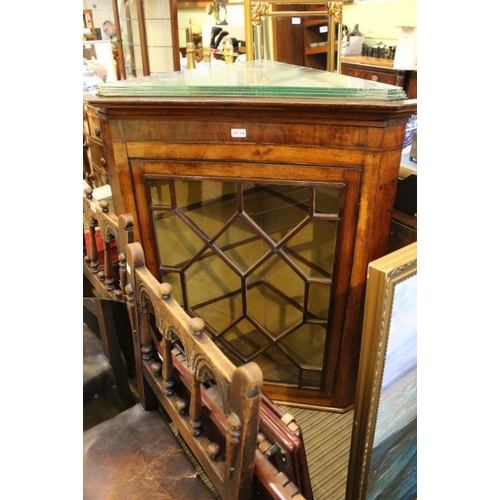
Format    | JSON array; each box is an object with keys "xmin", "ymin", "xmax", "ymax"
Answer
[{"xmin": 366, "ymin": 273, "xmax": 417, "ymax": 500}]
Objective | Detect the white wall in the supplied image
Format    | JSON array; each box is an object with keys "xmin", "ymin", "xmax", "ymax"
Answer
[
  {"xmin": 343, "ymin": 0, "xmax": 417, "ymax": 46},
  {"xmin": 176, "ymin": 0, "xmax": 417, "ymax": 49},
  {"xmin": 83, "ymin": 0, "xmax": 417, "ymax": 68}
]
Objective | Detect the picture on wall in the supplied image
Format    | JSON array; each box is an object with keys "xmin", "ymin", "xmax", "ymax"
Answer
[{"xmin": 346, "ymin": 242, "xmax": 417, "ymax": 500}]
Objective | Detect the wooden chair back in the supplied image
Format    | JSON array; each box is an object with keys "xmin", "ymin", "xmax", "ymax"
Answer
[
  {"xmin": 84, "ymin": 243, "xmax": 306, "ymax": 500},
  {"xmin": 125, "ymin": 241, "xmax": 306, "ymax": 499},
  {"xmin": 83, "ymin": 184, "xmax": 134, "ymax": 300}
]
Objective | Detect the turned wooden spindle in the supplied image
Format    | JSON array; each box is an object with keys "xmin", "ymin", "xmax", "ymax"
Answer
[
  {"xmin": 141, "ymin": 344, "xmax": 153, "ymax": 361},
  {"xmin": 161, "ymin": 334, "xmax": 175, "ymax": 396},
  {"xmin": 140, "ymin": 304, "xmax": 153, "ymax": 361},
  {"xmin": 176, "ymin": 398, "xmax": 187, "ymax": 415},
  {"xmin": 151, "ymin": 362, "xmax": 162, "ymax": 377},
  {"xmin": 225, "ymin": 412, "xmax": 242, "ymax": 480},
  {"xmin": 207, "ymin": 442, "xmax": 220, "ymax": 460},
  {"xmin": 190, "ymin": 377, "xmax": 203, "ymax": 437},
  {"xmin": 103, "ymin": 238, "xmax": 115, "ymax": 292},
  {"xmin": 117, "ymin": 252, "xmax": 127, "ymax": 298},
  {"xmin": 88, "ymin": 219, "xmax": 99, "ymax": 273}
]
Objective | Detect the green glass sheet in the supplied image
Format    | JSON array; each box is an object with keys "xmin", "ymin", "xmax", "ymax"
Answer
[{"xmin": 96, "ymin": 60, "xmax": 407, "ymax": 100}]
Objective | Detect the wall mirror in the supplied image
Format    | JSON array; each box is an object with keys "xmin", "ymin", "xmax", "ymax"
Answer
[
  {"xmin": 244, "ymin": 0, "xmax": 346, "ymax": 72},
  {"xmin": 107, "ymin": 0, "xmax": 349, "ymax": 76}
]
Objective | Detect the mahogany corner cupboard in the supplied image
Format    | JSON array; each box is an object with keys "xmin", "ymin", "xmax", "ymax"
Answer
[{"xmin": 84, "ymin": 61, "xmax": 417, "ymax": 411}]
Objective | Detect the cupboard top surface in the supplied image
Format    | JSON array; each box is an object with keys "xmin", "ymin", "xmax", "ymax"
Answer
[{"xmin": 93, "ymin": 60, "xmax": 408, "ymax": 100}]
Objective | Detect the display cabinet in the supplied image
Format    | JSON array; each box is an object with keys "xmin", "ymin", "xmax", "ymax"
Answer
[
  {"xmin": 303, "ymin": 18, "xmax": 331, "ymax": 69},
  {"xmin": 271, "ymin": 7, "xmax": 334, "ymax": 70},
  {"xmin": 84, "ymin": 61, "xmax": 416, "ymax": 410}
]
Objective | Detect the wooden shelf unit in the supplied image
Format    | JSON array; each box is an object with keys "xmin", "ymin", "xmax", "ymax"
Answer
[
  {"xmin": 83, "ymin": 9, "xmax": 98, "ymax": 41},
  {"xmin": 246, "ymin": 2, "xmax": 341, "ymax": 72}
]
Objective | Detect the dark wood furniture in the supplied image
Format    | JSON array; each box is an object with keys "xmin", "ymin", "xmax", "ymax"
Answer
[
  {"xmin": 252, "ymin": 3, "xmax": 341, "ymax": 71},
  {"xmin": 83, "ymin": 188, "xmax": 138, "ymax": 415},
  {"xmin": 83, "ymin": 185, "xmax": 134, "ymax": 300},
  {"xmin": 387, "ymin": 158, "xmax": 417, "ymax": 252},
  {"xmin": 341, "ymin": 56, "xmax": 417, "ymax": 99},
  {"xmin": 273, "ymin": 14, "xmax": 332, "ymax": 70},
  {"xmin": 83, "ymin": 184, "xmax": 314, "ymax": 496},
  {"xmin": 83, "ymin": 9, "xmax": 97, "ymax": 41},
  {"xmin": 83, "ymin": 241, "xmax": 307, "ymax": 499},
  {"xmin": 84, "ymin": 81, "xmax": 416, "ymax": 411},
  {"xmin": 83, "ymin": 298, "xmax": 136, "ymax": 418},
  {"xmin": 83, "ymin": 104, "xmax": 109, "ymax": 188},
  {"xmin": 340, "ymin": 57, "xmax": 417, "ymax": 252},
  {"xmin": 387, "ymin": 209, "xmax": 417, "ymax": 254}
]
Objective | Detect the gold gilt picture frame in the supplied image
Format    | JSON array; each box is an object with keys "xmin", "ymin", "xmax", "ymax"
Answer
[{"xmin": 346, "ymin": 242, "xmax": 417, "ymax": 500}]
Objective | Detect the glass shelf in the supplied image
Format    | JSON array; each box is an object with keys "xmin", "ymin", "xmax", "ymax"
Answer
[{"xmin": 96, "ymin": 60, "xmax": 407, "ymax": 100}]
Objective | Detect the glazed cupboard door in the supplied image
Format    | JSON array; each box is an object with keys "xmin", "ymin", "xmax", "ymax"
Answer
[{"xmin": 129, "ymin": 159, "xmax": 362, "ymax": 408}]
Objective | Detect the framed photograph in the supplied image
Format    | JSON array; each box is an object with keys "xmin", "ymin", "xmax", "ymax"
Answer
[{"xmin": 346, "ymin": 242, "xmax": 417, "ymax": 500}]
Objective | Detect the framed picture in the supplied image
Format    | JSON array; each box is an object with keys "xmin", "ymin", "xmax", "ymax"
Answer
[{"xmin": 346, "ymin": 242, "xmax": 417, "ymax": 500}]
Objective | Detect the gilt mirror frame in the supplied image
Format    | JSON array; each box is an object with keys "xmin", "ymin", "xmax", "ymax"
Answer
[{"xmin": 346, "ymin": 242, "xmax": 417, "ymax": 500}]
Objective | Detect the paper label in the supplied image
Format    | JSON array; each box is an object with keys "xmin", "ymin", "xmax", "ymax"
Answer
[{"xmin": 231, "ymin": 128, "xmax": 247, "ymax": 138}]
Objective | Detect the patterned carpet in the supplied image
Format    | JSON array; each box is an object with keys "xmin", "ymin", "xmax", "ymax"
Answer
[{"xmin": 280, "ymin": 406, "xmax": 354, "ymax": 500}]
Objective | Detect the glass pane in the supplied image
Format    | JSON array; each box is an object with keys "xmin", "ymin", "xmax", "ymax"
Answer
[
  {"xmin": 247, "ymin": 254, "xmax": 304, "ymax": 336},
  {"xmin": 185, "ymin": 250, "xmax": 242, "ymax": 314},
  {"xmin": 218, "ymin": 217, "xmax": 269, "ymax": 273},
  {"xmin": 243, "ymin": 184, "xmax": 309, "ymax": 243},
  {"xmin": 281, "ymin": 323, "xmax": 327, "ymax": 368},
  {"xmin": 315, "ymin": 186, "xmax": 342, "ymax": 216},
  {"xmin": 255, "ymin": 346, "xmax": 300, "ymax": 385},
  {"xmin": 150, "ymin": 180, "xmax": 172, "ymax": 205},
  {"xmin": 96, "ymin": 60, "xmax": 408, "ymax": 100},
  {"xmin": 118, "ymin": 0, "xmax": 143, "ymax": 78},
  {"xmin": 144, "ymin": 0, "xmax": 174, "ymax": 74},
  {"xmin": 219, "ymin": 318, "xmax": 270, "ymax": 361},
  {"xmin": 174, "ymin": 180, "xmax": 238, "ymax": 239},
  {"xmin": 307, "ymin": 282, "xmax": 331, "ymax": 320},
  {"xmin": 150, "ymin": 177, "xmax": 343, "ymax": 389},
  {"xmin": 153, "ymin": 210, "xmax": 205, "ymax": 267},
  {"xmin": 282, "ymin": 219, "xmax": 337, "ymax": 279}
]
